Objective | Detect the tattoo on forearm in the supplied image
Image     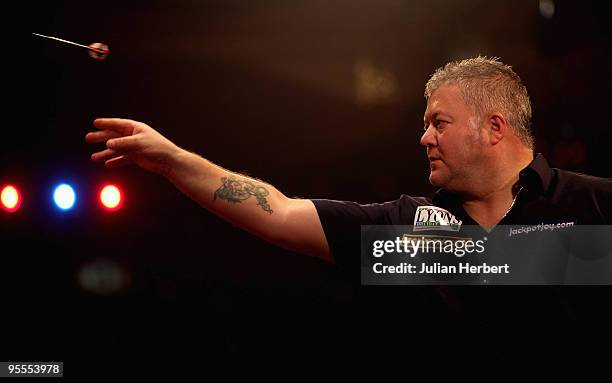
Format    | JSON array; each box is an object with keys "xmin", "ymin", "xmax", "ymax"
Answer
[{"xmin": 213, "ymin": 176, "xmax": 273, "ymax": 214}]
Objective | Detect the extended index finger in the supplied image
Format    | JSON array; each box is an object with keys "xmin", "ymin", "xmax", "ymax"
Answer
[{"xmin": 93, "ymin": 118, "xmax": 136, "ymax": 136}]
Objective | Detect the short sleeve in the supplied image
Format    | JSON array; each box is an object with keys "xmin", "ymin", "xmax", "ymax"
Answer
[{"xmin": 310, "ymin": 198, "xmax": 399, "ymax": 282}]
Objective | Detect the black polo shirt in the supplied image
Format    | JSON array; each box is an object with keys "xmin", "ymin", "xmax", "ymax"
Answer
[
  {"xmin": 312, "ymin": 153, "xmax": 611, "ymax": 277},
  {"xmin": 311, "ymin": 154, "xmax": 612, "ymax": 321}
]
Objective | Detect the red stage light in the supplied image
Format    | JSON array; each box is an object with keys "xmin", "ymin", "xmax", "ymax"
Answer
[
  {"xmin": 99, "ymin": 184, "xmax": 123, "ymax": 211},
  {"xmin": 1, "ymin": 184, "xmax": 22, "ymax": 213}
]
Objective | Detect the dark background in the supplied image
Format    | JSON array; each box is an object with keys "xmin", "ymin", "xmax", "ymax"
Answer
[{"xmin": 2, "ymin": 0, "xmax": 611, "ymax": 375}]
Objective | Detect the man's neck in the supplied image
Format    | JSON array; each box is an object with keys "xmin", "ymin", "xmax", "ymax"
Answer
[
  {"xmin": 461, "ymin": 176, "xmax": 521, "ymax": 228},
  {"xmin": 460, "ymin": 150, "xmax": 533, "ymax": 229}
]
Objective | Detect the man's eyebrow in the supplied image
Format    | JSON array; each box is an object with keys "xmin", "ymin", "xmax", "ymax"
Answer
[
  {"xmin": 423, "ymin": 112, "xmax": 435, "ymax": 121},
  {"xmin": 424, "ymin": 111, "xmax": 450, "ymax": 121}
]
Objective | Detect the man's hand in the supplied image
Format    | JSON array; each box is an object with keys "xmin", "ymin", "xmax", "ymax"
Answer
[{"xmin": 85, "ymin": 118, "xmax": 181, "ymax": 177}]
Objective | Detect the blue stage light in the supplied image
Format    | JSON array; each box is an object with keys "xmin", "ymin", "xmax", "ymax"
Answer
[{"xmin": 53, "ymin": 183, "xmax": 76, "ymax": 210}]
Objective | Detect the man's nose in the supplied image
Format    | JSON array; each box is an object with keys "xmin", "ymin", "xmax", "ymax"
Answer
[{"xmin": 420, "ymin": 125, "xmax": 437, "ymax": 147}]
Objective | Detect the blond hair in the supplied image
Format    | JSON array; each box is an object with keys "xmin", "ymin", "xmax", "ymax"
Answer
[{"xmin": 425, "ymin": 56, "xmax": 534, "ymax": 149}]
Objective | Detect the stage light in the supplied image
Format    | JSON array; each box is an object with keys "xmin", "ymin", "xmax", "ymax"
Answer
[
  {"xmin": 77, "ymin": 259, "xmax": 129, "ymax": 295},
  {"xmin": 1, "ymin": 185, "xmax": 21, "ymax": 213},
  {"xmin": 539, "ymin": 0, "xmax": 555, "ymax": 19},
  {"xmin": 99, "ymin": 184, "xmax": 123, "ymax": 211},
  {"xmin": 53, "ymin": 183, "xmax": 76, "ymax": 210}
]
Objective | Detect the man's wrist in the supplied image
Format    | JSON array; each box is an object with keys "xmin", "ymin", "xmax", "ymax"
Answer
[{"xmin": 162, "ymin": 145, "xmax": 189, "ymax": 180}]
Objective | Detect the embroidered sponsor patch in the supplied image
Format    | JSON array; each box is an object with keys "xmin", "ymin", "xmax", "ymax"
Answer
[{"xmin": 413, "ymin": 205, "xmax": 462, "ymax": 232}]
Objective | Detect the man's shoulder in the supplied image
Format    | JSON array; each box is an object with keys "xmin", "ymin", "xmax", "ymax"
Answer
[
  {"xmin": 311, "ymin": 194, "xmax": 433, "ymax": 225},
  {"xmin": 547, "ymin": 168, "xmax": 612, "ymax": 223},
  {"xmin": 376, "ymin": 194, "xmax": 432, "ymax": 208},
  {"xmin": 552, "ymin": 168, "xmax": 612, "ymax": 194},
  {"xmin": 312, "ymin": 194, "xmax": 432, "ymax": 210}
]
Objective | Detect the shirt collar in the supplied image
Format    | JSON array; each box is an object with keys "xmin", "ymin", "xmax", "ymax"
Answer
[{"xmin": 519, "ymin": 153, "xmax": 553, "ymax": 195}]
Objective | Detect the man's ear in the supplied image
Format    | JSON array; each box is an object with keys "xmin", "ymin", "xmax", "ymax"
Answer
[{"xmin": 488, "ymin": 113, "xmax": 507, "ymax": 145}]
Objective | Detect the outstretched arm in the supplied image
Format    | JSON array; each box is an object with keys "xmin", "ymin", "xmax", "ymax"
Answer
[{"xmin": 86, "ymin": 118, "xmax": 332, "ymax": 262}]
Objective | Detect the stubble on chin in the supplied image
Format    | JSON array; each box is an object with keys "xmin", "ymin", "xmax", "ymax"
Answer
[{"xmin": 428, "ymin": 171, "xmax": 445, "ymax": 188}]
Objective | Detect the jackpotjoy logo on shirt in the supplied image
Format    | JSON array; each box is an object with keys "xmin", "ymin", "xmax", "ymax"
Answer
[{"xmin": 413, "ymin": 206, "xmax": 462, "ymax": 232}]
